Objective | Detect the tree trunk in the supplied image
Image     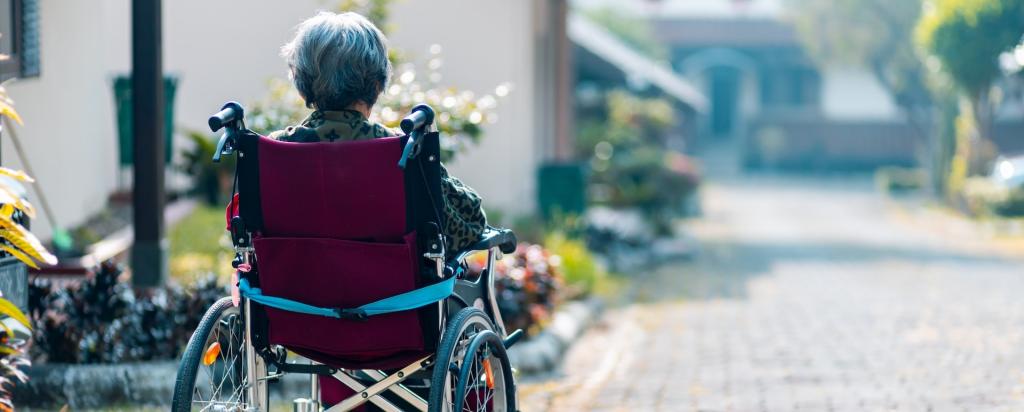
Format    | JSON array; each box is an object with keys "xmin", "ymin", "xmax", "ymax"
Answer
[
  {"xmin": 970, "ymin": 89, "xmax": 994, "ymax": 143},
  {"xmin": 968, "ymin": 88, "xmax": 996, "ymax": 175},
  {"xmin": 868, "ymin": 59, "xmax": 939, "ymax": 196}
]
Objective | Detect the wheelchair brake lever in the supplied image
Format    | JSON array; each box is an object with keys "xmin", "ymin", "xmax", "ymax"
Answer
[
  {"xmin": 213, "ymin": 130, "xmax": 236, "ymax": 163},
  {"xmin": 397, "ymin": 130, "xmax": 420, "ymax": 169}
]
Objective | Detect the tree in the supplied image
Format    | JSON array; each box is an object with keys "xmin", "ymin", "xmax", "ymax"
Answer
[
  {"xmin": 580, "ymin": 7, "xmax": 669, "ymax": 62},
  {"xmin": 578, "ymin": 90, "xmax": 698, "ymax": 236},
  {"xmin": 917, "ymin": 0, "xmax": 1024, "ymax": 148},
  {"xmin": 786, "ymin": 0, "xmax": 942, "ymax": 187}
]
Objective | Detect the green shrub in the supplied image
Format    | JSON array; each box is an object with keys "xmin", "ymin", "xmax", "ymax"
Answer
[
  {"xmin": 544, "ymin": 231, "xmax": 615, "ymax": 299},
  {"xmin": 994, "ymin": 188, "xmax": 1024, "ymax": 217},
  {"xmin": 180, "ymin": 131, "xmax": 236, "ymax": 206},
  {"xmin": 958, "ymin": 177, "xmax": 1024, "ymax": 217}
]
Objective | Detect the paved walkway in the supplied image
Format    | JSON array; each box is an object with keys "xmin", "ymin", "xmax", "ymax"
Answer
[{"xmin": 519, "ymin": 175, "xmax": 1024, "ymax": 411}]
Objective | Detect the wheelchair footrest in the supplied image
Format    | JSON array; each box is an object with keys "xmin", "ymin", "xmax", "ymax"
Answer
[{"xmin": 275, "ymin": 361, "xmax": 337, "ymax": 375}]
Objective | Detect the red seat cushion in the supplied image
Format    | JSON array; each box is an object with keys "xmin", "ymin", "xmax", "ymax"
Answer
[{"xmin": 254, "ymin": 232, "xmax": 426, "ymax": 368}]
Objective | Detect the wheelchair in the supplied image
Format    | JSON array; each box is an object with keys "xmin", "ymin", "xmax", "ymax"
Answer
[{"xmin": 171, "ymin": 102, "xmax": 522, "ymax": 412}]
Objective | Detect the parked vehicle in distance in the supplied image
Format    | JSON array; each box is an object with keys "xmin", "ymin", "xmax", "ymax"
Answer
[{"xmin": 991, "ymin": 154, "xmax": 1024, "ymax": 190}]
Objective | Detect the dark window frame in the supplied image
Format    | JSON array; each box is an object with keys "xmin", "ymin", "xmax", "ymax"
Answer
[{"xmin": 0, "ymin": 0, "xmax": 39, "ymax": 81}]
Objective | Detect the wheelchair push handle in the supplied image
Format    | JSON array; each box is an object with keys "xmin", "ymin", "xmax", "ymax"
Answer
[
  {"xmin": 209, "ymin": 102, "xmax": 245, "ymax": 163},
  {"xmin": 209, "ymin": 101, "xmax": 244, "ymax": 133},
  {"xmin": 398, "ymin": 104, "xmax": 436, "ymax": 168},
  {"xmin": 400, "ymin": 104, "xmax": 435, "ymax": 134}
]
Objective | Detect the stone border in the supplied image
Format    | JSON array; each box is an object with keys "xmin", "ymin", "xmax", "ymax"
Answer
[
  {"xmin": 15, "ymin": 298, "xmax": 604, "ymax": 408},
  {"xmin": 14, "ymin": 361, "xmax": 179, "ymax": 408},
  {"xmin": 14, "ymin": 361, "xmax": 316, "ymax": 409},
  {"xmin": 507, "ymin": 297, "xmax": 604, "ymax": 375}
]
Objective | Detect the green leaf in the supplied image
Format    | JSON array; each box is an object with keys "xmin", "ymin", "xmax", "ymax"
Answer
[{"xmin": 0, "ymin": 298, "xmax": 30, "ymax": 331}]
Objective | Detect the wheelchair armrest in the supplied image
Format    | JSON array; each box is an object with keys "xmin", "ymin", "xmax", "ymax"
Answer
[
  {"xmin": 470, "ymin": 227, "xmax": 518, "ymax": 254},
  {"xmin": 444, "ymin": 228, "xmax": 518, "ymax": 270}
]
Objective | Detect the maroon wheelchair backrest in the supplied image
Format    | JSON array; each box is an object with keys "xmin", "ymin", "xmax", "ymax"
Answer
[
  {"xmin": 256, "ymin": 136, "xmax": 407, "ymax": 241},
  {"xmin": 233, "ymin": 133, "xmax": 445, "ymax": 369}
]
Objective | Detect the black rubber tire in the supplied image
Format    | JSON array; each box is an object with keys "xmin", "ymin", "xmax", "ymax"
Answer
[
  {"xmin": 171, "ymin": 296, "xmax": 245, "ymax": 412},
  {"xmin": 428, "ymin": 307, "xmax": 516, "ymax": 412}
]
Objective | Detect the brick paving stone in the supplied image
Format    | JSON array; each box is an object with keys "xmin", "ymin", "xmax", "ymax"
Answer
[{"xmin": 517, "ymin": 176, "xmax": 1024, "ymax": 411}]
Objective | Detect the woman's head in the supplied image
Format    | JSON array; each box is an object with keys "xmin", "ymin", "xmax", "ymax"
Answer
[{"xmin": 282, "ymin": 12, "xmax": 391, "ymax": 112}]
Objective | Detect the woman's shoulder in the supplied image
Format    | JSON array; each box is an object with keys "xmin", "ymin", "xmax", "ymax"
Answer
[{"xmin": 267, "ymin": 125, "xmax": 320, "ymax": 142}]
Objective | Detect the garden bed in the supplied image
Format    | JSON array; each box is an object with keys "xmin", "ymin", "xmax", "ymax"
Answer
[
  {"xmin": 14, "ymin": 298, "xmax": 606, "ymax": 408},
  {"xmin": 33, "ymin": 199, "xmax": 198, "ymax": 279},
  {"xmin": 19, "ymin": 221, "xmax": 615, "ymax": 408}
]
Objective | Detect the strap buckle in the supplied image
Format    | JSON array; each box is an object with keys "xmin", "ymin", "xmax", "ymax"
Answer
[{"xmin": 334, "ymin": 308, "xmax": 369, "ymax": 322}]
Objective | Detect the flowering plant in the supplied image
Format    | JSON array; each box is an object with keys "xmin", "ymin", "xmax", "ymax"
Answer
[
  {"xmin": 245, "ymin": 0, "xmax": 512, "ymax": 161},
  {"xmin": 467, "ymin": 243, "xmax": 563, "ymax": 335}
]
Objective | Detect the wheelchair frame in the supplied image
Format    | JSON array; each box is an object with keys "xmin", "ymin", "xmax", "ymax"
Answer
[
  {"xmin": 202, "ymin": 102, "xmax": 520, "ymax": 412},
  {"xmin": 238, "ymin": 238, "xmax": 513, "ymax": 412}
]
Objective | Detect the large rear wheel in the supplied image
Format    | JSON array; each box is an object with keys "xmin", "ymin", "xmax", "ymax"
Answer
[
  {"xmin": 429, "ymin": 307, "xmax": 515, "ymax": 412},
  {"xmin": 172, "ymin": 297, "xmax": 254, "ymax": 411}
]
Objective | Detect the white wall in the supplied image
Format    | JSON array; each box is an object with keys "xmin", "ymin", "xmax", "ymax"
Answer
[
  {"xmin": 821, "ymin": 68, "xmax": 901, "ymax": 121},
  {"xmin": 4, "ymin": 1, "xmax": 121, "ymax": 238},
  {"xmin": 6, "ymin": 0, "xmax": 541, "ymax": 240},
  {"xmin": 389, "ymin": 0, "xmax": 539, "ymax": 219}
]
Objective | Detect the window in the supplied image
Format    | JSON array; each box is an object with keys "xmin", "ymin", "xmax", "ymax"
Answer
[
  {"xmin": 759, "ymin": 66, "xmax": 820, "ymax": 109},
  {"xmin": 0, "ymin": 0, "xmax": 39, "ymax": 81}
]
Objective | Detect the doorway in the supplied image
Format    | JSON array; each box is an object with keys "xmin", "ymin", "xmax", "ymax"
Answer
[{"xmin": 709, "ymin": 66, "xmax": 740, "ymax": 138}]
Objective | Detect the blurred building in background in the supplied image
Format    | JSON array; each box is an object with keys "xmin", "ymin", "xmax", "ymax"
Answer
[
  {"xmin": 577, "ymin": 0, "xmax": 1024, "ymax": 171},
  {"xmin": 647, "ymin": 0, "xmax": 917, "ymax": 170},
  {"xmin": 570, "ymin": 13, "xmax": 707, "ymax": 153}
]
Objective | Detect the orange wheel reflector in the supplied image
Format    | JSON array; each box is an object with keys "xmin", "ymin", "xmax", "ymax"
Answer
[
  {"xmin": 202, "ymin": 342, "xmax": 221, "ymax": 366},
  {"xmin": 483, "ymin": 358, "xmax": 495, "ymax": 389}
]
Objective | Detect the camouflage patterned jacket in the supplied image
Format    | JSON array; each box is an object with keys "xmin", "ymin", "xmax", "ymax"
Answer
[{"xmin": 268, "ymin": 110, "xmax": 487, "ymax": 256}]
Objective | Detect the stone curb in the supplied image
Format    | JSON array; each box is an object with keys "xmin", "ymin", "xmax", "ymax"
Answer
[
  {"xmin": 506, "ymin": 297, "xmax": 604, "ymax": 375},
  {"xmin": 14, "ymin": 361, "xmax": 178, "ymax": 408},
  {"xmin": 15, "ymin": 361, "xmax": 315, "ymax": 409},
  {"xmin": 15, "ymin": 299, "xmax": 604, "ymax": 408}
]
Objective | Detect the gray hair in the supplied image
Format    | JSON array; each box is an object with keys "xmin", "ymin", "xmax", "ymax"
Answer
[{"xmin": 281, "ymin": 12, "xmax": 391, "ymax": 111}]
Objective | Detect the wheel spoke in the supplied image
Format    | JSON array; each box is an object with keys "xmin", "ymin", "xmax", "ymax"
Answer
[
  {"xmin": 189, "ymin": 306, "xmax": 249, "ymax": 410},
  {"xmin": 473, "ymin": 353, "xmax": 482, "ymax": 412},
  {"xmin": 432, "ymin": 310, "xmax": 512, "ymax": 412}
]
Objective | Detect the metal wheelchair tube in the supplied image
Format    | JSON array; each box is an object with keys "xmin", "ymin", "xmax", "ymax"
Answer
[
  {"xmin": 242, "ymin": 247, "xmax": 269, "ymax": 411},
  {"xmin": 244, "ymin": 296, "xmax": 269, "ymax": 410},
  {"xmin": 309, "ymin": 360, "xmax": 321, "ymax": 409},
  {"xmin": 293, "ymin": 398, "xmax": 318, "ymax": 412},
  {"xmin": 485, "ymin": 247, "xmax": 507, "ymax": 337}
]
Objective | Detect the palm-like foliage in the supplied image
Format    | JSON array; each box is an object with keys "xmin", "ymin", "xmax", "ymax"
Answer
[
  {"xmin": 0, "ymin": 81, "xmax": 56, "ymax": 270},
  {"xmin": 0, "ymin": 75, "xmax": 57, "ymax": 411},
  {"xmin": 0, "ymin": 297, "xmax": 30, "ymax": 412}
]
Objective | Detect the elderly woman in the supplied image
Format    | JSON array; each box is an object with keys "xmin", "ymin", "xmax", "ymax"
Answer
[{"xmin": 270, "ymin": 11, "xmax": 486, "ymax": 256}]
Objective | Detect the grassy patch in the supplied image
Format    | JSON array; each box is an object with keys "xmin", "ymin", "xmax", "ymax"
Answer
[{"xmin": 169, "ymin": 205, "xmax": 233, "ymax": 285}]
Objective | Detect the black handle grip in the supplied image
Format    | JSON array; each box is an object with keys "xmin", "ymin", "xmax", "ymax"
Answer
[
  {"xmin": 400, "ymin": 104, "xmax": 435, "ymax": 134},
  {"xmin": 208, "ymin": 101, "xmax": 244, "ymax": 132}
]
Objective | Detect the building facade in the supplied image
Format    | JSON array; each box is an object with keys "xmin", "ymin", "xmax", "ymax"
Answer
[{"xmin": 4, "ymin": 0, "xmax": 569, "ymax": 240}]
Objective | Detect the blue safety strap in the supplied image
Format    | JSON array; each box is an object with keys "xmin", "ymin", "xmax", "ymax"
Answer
[{"xmin": 237, "ymin": 275, "xmax": 457, "ymax": 319}]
